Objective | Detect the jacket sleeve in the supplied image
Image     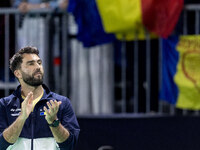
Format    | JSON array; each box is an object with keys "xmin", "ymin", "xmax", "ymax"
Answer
[
  {"xmin": 57, "ymin": 98, "xmax": 80, "ymax": 150},
  {"xmin": 0, "ymin": 99, "xmax": 13, "ymax": 150}
]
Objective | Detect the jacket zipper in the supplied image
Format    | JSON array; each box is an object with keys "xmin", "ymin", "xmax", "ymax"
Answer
[{"xmin": 31, "ymin": 112, "xmax": 34, "ymax": 150}]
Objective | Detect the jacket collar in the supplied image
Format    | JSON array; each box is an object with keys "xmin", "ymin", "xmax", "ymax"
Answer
[{"xmin": 13, "ymin": 84, "xmax": 53, "ymax": 100}]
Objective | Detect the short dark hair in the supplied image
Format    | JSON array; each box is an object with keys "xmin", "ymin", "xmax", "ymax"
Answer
[{"xmin": 9, "ymin": 46, "xmax": 39, "ymax": 73}]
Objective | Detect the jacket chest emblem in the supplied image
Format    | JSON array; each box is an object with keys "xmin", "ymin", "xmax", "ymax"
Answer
[{"xmin": 40, "ymin": 109, "xmax": 46, "ymax": 116}]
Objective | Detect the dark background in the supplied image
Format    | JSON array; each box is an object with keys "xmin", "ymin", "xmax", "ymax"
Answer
[{"xmin": 76, "ymin": 115, "xmax": 200, "ymax": 150}]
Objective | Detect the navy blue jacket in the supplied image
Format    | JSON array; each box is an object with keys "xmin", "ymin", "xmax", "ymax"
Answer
[{"xmin": 0, "ymin": 84, "xmax": 80, "ymax": 150}]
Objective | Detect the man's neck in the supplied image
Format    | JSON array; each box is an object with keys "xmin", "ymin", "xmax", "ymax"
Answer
[{"xmin": 21, "ymin": 84, "xmax": 43, "ymax": 100}]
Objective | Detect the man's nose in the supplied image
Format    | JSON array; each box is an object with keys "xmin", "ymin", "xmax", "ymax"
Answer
[{"xmin": 35, "ymin": 63, "xmax": 42, "ymax": 69}]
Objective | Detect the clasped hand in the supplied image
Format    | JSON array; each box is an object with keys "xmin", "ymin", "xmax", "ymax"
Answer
[
  {"xmin": 20, "ymin": 92, "xmax": 62, "ymax": 125},
  {"xmin": 44, "ymin": 100, "xmax": 62, "ymax": 124}
]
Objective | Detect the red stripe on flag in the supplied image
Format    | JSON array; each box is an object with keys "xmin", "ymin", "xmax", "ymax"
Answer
[{"xmin": 141, "ymin": 0, "xmax": 184, "ymax": 38}]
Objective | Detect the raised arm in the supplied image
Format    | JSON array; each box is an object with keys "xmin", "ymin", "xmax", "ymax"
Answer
[
  {"xmin": 44, "ymin": 99, "xmax": 80, "ymax": 150},
  {"xmin": 44, "ymin": 100, "xmax": 70, "ymax": 143},
  {"xmin": 3, "ymin": 92, "xmax": 34, "ymax": 143}
]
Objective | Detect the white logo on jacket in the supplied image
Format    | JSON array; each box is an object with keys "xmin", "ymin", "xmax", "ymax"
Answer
[{"xmin": 10, "ymin": 108, "xmax": 21, "ymax": 116}]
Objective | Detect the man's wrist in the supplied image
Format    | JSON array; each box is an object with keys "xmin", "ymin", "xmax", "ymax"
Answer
[
  {"xmin": 46, "ymin": 116, "xmax": 58, "ymax": 124},
  {"xmin": 48, "ymin": 119, "xmax": 60, "ymax": 127}
]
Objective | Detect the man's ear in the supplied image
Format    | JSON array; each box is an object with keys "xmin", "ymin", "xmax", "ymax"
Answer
[{"xmin": 14, "ymin": 70, "xmax": 22, "ymax": 79}]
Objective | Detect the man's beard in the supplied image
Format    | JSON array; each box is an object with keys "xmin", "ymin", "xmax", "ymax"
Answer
[{"xmin": 21, "ymin": 69, "xmax": 43, "ymax": 86}]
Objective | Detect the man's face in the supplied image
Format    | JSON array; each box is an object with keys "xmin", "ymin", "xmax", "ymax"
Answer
[{"xmin": 19, "ymin": 54, "xmax": 44, "ymax": 86}]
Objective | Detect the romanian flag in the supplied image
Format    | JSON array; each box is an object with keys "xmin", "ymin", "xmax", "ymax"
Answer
[
  {"xmin": 67, "ymin": 0, "xmax": 115, "ymax": 47},
  {"xmin": 160, "ymin": 35, "xmax": 200, "ymax": 110},
  {"xmin": 96, "ymin": 0, "xmax": 183, "ymax": 40}
]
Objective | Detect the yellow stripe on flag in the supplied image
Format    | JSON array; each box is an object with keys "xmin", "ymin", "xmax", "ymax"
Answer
[
  {"xmin": 96, "ymin": 0, "xmax": 157, "ymax": 40},
  {"xmin": 175, "ymin": 35, "xmax": 200, "ymax": 110}
]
